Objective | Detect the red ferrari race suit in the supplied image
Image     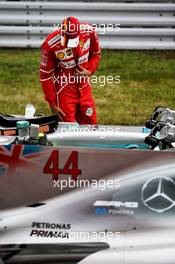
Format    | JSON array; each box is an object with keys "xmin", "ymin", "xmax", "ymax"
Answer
[{"xmin": 40, "ymin": 24, "xmax": 101, "ymax": 124}]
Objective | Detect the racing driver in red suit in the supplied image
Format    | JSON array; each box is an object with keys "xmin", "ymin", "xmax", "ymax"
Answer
[{"xmin": 40, "ymin": 16, "xmax": 101, "ymax": 124}]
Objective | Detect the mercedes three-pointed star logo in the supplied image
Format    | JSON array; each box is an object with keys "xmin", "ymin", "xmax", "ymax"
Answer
[{"xmin": 141, "ymin": 176, "xmax": 175, "ymax": 213}]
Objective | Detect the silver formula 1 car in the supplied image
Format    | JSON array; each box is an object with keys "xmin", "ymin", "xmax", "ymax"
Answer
[{"xmin": 0, "ymin": 105, "xmax": 175, "ymax": 264}]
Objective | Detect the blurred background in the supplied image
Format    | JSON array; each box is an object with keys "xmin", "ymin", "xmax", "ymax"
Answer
[{"xmin": 0, "ymin": 0, "xmax": 175, "ymax": 125}]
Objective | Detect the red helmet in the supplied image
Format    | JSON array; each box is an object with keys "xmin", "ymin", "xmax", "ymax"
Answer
[{"xmin": 61, "ymin": 16, "xmax": 80, "ymax": 47}]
